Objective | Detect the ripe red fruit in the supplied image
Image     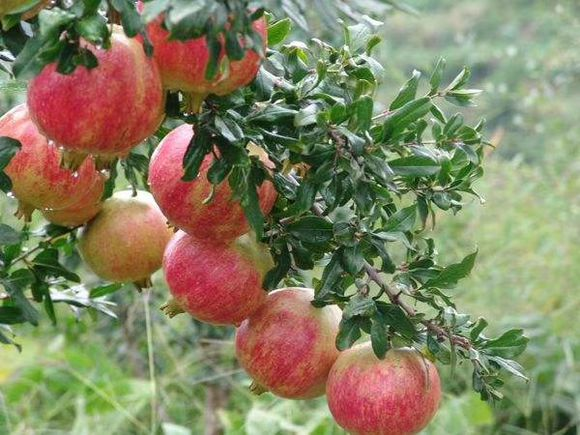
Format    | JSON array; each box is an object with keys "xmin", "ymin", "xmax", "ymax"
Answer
[
  {"xmin": 41, "ymin": 173, "xmax": 106, "ymax": 227},
  {"xmin": 0, "ymin": 0, "xmax": 50, "ymax": 19},
  {"xmin": 141, "ymin": 1, "xmax": 266, "ymax": 109},
  {"xmin": 326, "ymin": 343, "xmax": 441, "ymax": 435},
  {"xmin": 235, "ymin": 288, "xmax": 342, "ymax": 399},
  {"xmin": 0, "ymin": 104, "xmax": 103, "ymax": 221},
  {"xmin": 78, "ymin": 190, "xmax": 173, "ymax": 289},
  {"xmin": 148, "ymin": 124, "xmax": 277, "ymax": 244},
  {"xmin": 27, "ymin": 25, "xmax": 165, "ymax": 169},
  {"xmin": 162, "ymin": 230, "xmax": 271, "ymax": 325}
]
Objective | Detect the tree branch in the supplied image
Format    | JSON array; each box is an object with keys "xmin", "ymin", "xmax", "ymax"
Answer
[{"xmin": 363, "ymin": 261, "xmax": 472, "ymax": 350}]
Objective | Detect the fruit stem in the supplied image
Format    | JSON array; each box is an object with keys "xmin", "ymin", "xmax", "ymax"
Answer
[
  {"xmin": 94, "ymin": 155, "xmax": 118, "ymax": 171},
  {"xmin": 134, "ymin": 276, "xmax": 153, "ymax": 291},
  {"xmin": 184, "ymin": 93, "xmax": 208, "ymax": 114},
  {"xmin": 249, "ymin": 381, "xmax": 268, "ymax": 396},
  {"xmin": 160, "ymin": 298, "xmax": 185, "ymax": 318},
  {"xmin": 60, "ymin": 149, "xmax": 88, "ymax": 171},
  {"xmin": 14, "ymin": 201, "xmax": 35, "ymax": 222}
]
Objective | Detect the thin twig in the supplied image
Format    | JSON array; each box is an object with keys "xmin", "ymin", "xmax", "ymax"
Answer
[
  {"xmin": 10, "ymin": 226, "xmax": 80, "ymax": 266},
  {"xmin": 364, "ymin": 261, "xmax": 472, "ymax": 350}
]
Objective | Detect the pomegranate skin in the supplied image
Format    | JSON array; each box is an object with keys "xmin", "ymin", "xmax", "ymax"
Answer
[
  {"xmin": 326, "ymin": 343, "xmax": 441, "ymax": 435},
  {"xmin": 148, "ymin": 124, "xmax": 277, "ymax": 243},
  {"xmin": 143, "ymin": 4, "xmax": 266, "ymax": 96},
  {"xmin": 0, "ymin": 0, "xmax": 50, "ymax": 19},
  {"xmin": 41, "ymin": 173, "xmax": 106, "ymax": 227},
  {"xmin": 163, "ymin": 230, "xmax": 271, "ymax": 325},
  {"xmin": 27, "ymin": 26, "xmax": 165, "ymax": 162},
  {"xmin": 0, "ymin": 104, "xmax": 103, "ymax": 219},
  {"xmin": 78, "ymin": 190, "xmax": 173, "ymax": 287},
  {"xmin": 235, "ymin": 288, "xmax": 342, "ymax": 399}
]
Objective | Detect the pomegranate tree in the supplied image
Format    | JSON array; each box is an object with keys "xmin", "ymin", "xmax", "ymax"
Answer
[
  {"xmin": 141, "ymin": 2, "xmax": 266, "ymax": 111},
  {"xmin": 148, "ymin": 124, "xmax": 277, "ymax": 244},
  {"xmin": 162, "ymin": 231, "xmax": 272, "ymax": 325},
  {"xmin": 78, "ymin": 190, "xmax": 172, "ymax": 289},
  {"xmin": 27, "ymin": 25, "xmax": 165, "ymax": 169},
  {"xmin": 326, "ymin": 343, "xmax": 441, "ymax": 435},
  {"xmin": 41, "ymin": 173, "xmax": 106, "ymax": 227},
  {"xmin": 235, "ymin": 288, "xmax": 341, "ymax": 399},
  {"xmin": 0, "ymin": 4, "xmax": 529, "ymax": 433},
  {"xmin": 0, "ymin": 104, "xmax": 103, "ymax": 221}
]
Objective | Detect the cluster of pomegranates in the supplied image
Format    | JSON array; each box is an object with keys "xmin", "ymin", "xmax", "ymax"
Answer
[{"xmin": 0, "ymin": 6, "xmax": 442, "ymax": 434}]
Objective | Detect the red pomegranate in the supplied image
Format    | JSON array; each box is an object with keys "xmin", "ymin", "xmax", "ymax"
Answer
[
  {"xmin": 0, "ymin": 104, "xmax": 103, "ymax": 221},
  {"xmin": 235, "ymin": 288, "xmax": 342, "ymax": 399},
  {"xmin": 140, "ymin": 1, "xmax": 266, "ymax": 109},
  {"xmin": 41, "ymin": 172, "xmax": 106, "ymax": 227},
  {"xmin": 78, "ymin": 190, "xmax": 173, "ymax": 289},
  {"xmin": 27, "ymin": 25, "xmax": 165, "ymax": 169},
  {"xmin": 148, "ymin": 124, "xmax": 277, "ymax": 244},
  {"xmin": 326, "ymin": 343, "xmax": 441, "ymax": 435},
  {"xmin": 162, "ymin": 230, "xmax": 271, "ymax": 325}
]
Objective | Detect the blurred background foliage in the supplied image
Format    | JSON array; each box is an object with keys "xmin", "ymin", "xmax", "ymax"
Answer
[{"xmin": 1, "ymin": 0, "xmax": 580, "ymax": 434}]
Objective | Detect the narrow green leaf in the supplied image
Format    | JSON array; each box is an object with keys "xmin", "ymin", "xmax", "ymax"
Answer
[
  {"xmin": 424, "ymin": 250, "xmax": 478, "ymax": 289},
  {"xmin": 389, "ymin": 156, "xmax": 441, "ymax": 177},
  {"xmin": 268, "ymin": 18, "xmax": 292, "ymax": 46},
  {"xmin": 384, "ymin": 205, "xmax": 416, "ymax": 232}
]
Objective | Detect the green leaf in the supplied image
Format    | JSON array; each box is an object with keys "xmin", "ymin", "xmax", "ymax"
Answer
[
  {"xmin": 343, "ymin": 294, "xmax": 376, "ymax": 319},
  {"xmin": 488, "ymin": 356, "xmax": 528, "ymax": 381},
  {"xmin": 390, "ymin": 69, "xmax": 421, "ymax": 110},
  {"xmin": 483, "ymin": 329, "xmax": 529, "ymax": 359},
  {"xmin": 263, "ymin": 241, "xmax": 291, "ymax": 290},
  {"xmin": 110, "ymin": 0, "xmax": 144, "ymax": 37},
  {"xmin": 382, "ymin": 97, "xmax": 433, "ymax": 142},
  {"xmin": 32, "ymin": 249, "xmax": 81, "ymax": 282},
  {"xmin": 315, "ymin": 250, "xmax": 344, "ymax": 300},
  {"xmin": 0, "ymin": 224, "xmax": 20, "ymax": 246},
  {"xmin": 384, "ymin": 205, "xmax": 416, "ymax": 232},
  {"xmin": 424, "ymin": 250, "xmax": 478, "ymax": 289},
  {"xmin": 429, "ymin": 57, "xmax": 446, "ymax": 92},
  {"xmin": 445, "ymin": 67, "xmax": 471, "ymax": 92},
  {"xmin": 182, "ymin": 127, "xmax": 211, "ymax": 182},
  {"xmin": 0, "ymin": 307, "xmax": 25, "ymax": 325},
  {"xmin": 341, "ymin": 244, "xmax": 365, "ymax": 275},
  {"xmin": 287, "ymin": 216, "xmax": 333, "ymax": 244},
  {"xmin": 336, "ymin": 317, "xmax": 362, "ymax": 351},
  {"xmin": 268, "ymin": 18, "xmax": 292, "ymax": 46},
  {"xmin": 370, "ymin": 316, "xmax": 389, "ymax": 358},
  {"xmin": 355, "ymin": 96, "xmax": 373, "ymax": 131},
  {"xmin": 1, "ymin": 269, "xmax": 38, "ymax": 326},
  {"xmin": 376, "ymin": 302, "xmax": 416, "ymax": 339},
  {"xmin": 389, "ymin": 156, "xmax": 441, "ymax": 176},
  {"xmin": 90, "ymin": 283, "xmax": 124, "ymax": 299}
]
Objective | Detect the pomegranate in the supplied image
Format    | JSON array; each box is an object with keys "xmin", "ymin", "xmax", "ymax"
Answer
[
  {"xmin": 0, "ymin": 104, "xmax": 103, "ymax": 221},
  {"xmin": 41, "ymin": 172, "xmax": 106, "ymax": 227},
  {"xmin": 326, "ymin": 343, "xmax": 441, "ymax": 435},
  {"xmin": 162, "ymin": 230, "xmax": 271, "ymax": 325},
  {"xmin": 235, "ymin": 288, "xmax": 342, "ymax": 399},
  {"xmin": 140, "ymin": 1, "xmax": 266, "ymax": 110},
  {"xmin": 78, "ymin": 190, "xmax": 173, "ymax": 289},
  {"xmin": 27, "ymin": 25, "xmax": 165, "ymax": 169},
  {"xmin": 0, "ymin": 0, "xmax": 50, "ymax": 19},
  {"xmin": 148, "ymin": 124, "xmax": 277, "ymax": 244}
]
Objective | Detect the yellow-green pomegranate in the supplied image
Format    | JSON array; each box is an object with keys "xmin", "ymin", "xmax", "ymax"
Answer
[{"xmin": 0, "ymin": 0, "xmax": 50, "ymax": 19}]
